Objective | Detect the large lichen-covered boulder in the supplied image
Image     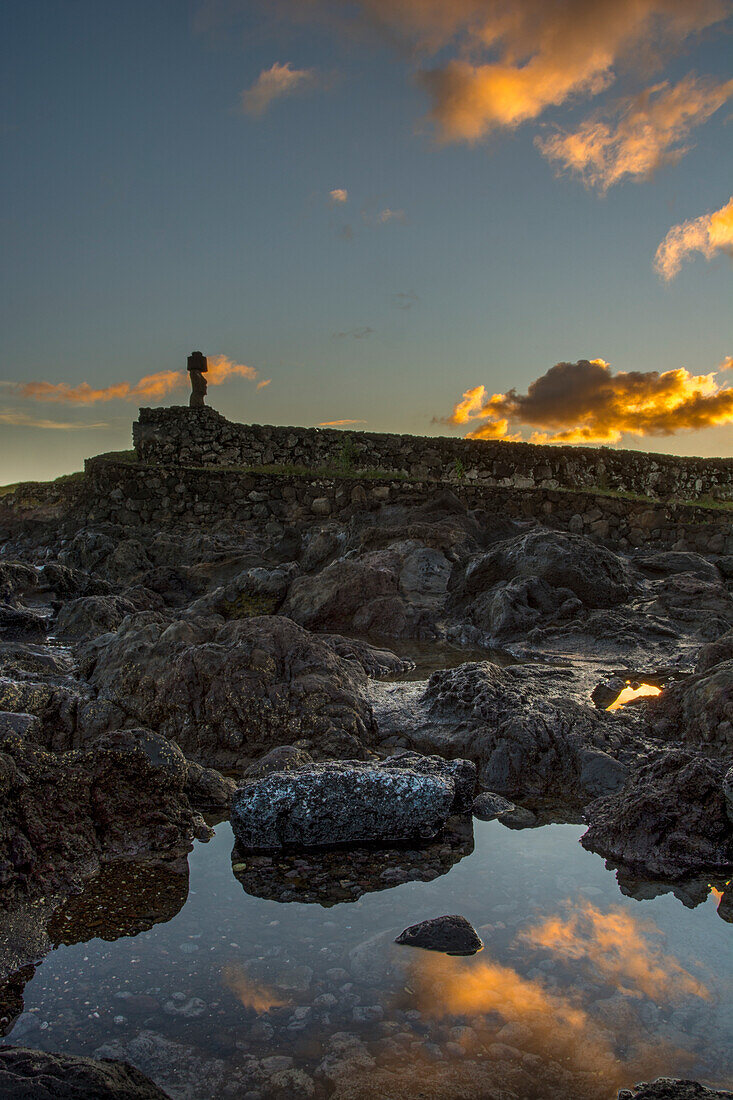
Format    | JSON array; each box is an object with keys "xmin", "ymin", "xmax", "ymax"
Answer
[
  {"xmin": 0, "ymin": 1046, "xmax": 171, "ymax": 1099},
  {"xmin": 81, "ymin": 614, "xmax": 376, "ymax": 765},
  {"xmin": 230, "ymin": 761, "xmax": 456, "ymax": 850}
]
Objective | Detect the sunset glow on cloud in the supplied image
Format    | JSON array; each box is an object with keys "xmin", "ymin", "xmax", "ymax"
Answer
[
  {"xmin": 318, "ymin": 0, "xmax": 730, "ymax": 144},
  {"xmin": 241, "ymin": 62, "xmax": 319, "ymax": 116},
  {"xmin": 443, "ymin": 357, "xmax": 733, "ymax": 444},
  {"xmin": 16, "ymin": 356, "xmax": 264, "ymax": 405},
  {"xmin": 655, "ymin": 195, "xmax": 733, "ymax": 280},
  {"xmin": 537, "ymin": 75, "xmax": 733, "ymax": 191}
]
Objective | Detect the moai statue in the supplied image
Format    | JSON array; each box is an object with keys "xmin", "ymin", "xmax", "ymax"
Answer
[{"xmin": 187, "ymin": 351, "xmax": 208, "ymax": 408}]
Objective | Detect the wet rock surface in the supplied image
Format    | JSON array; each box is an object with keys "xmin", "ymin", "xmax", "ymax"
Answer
[
  {"xmin": 0, "ymin": 483, "xmax": 732, "ymax": 1096},
  {"xmin": 618, "ymin": 1082, "xmax": 733, "ymax": 1099},
  {"xmin": 0, "ymin": 1045, "xmax": 171, "ymax": 1098}
]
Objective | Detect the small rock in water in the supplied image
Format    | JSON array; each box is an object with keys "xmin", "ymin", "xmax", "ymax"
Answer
[
  {"xmin": 498, "ymin": 806, "xmax": 537, "ymax": 829},
  {"xmin": 395, "ymin": 914, "xmax": 483, "ymax": 956},
  {"xmin": 472, "ymin": 791, "xmax": 515, "ymax": 820}
]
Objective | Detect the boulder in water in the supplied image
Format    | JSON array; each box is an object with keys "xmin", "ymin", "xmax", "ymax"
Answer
[
  {"xmin": 395, "ymin": 914, "xmax": 483, "ymax": 955},
  {"xmin": 230, "ymin": 760, "xmax": 455, "ymax": 850}
]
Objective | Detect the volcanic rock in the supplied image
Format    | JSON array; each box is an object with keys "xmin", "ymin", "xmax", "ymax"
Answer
[
  {"xmin": 618, "ymin": 1080, "xmax": 733, "ymax": 1099},
  {"xmin": 0, "ymin": 1046, "xmax": 171, "ymax": 1099},
  {"xmin": 230, "ymin": 760, "xmax": 456, "ymax": 850},
  {"xmin": 582, "ymin": 750, "xmax": 733, "ymax": 877},
  {"xmin": 395, "ymin": 914, "xmax": 483, "ymax": 955}
]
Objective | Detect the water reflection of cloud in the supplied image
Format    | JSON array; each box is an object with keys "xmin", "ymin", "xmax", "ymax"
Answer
[
  {"xmin": 520, "ymin": 899, "xmax": 710, "ymax": 1001},
  {"xmin": 221, "ymin": 963, "xmax": 287, "ymax": 1013}
]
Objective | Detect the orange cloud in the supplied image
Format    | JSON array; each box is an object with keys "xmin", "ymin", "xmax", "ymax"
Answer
[
  {"xmin": 521, "ymin": 899, "xmax": 710, "ymax": 1001},
  {"xmin": 655, "ymin": 195, "xmax": 733, "ymax": 280},
  {"xmin": 329, "ymin": 187, "xmax": 348, "ymax": 203},
  {"xmin": 240, "ymin": 62, "xmax": 320, "ymax": 116},
  {"xmin": 0, "ymin": 410, "xmax": 110, "ymax": 430},
  {"xmin": 19, "ymin": 370, "xmax": 185, "ymax": 405},
  {"xmin": 537, "ymin": 75, "xmax": 733, "ymax": 191},
  {"xmin": 16, "ymin": 356, "xmax": 264, "ymax": 405},
  {"xmin": 442, "ymin": 357, "xmax": 733, "ymax": 444},
  {"xmin": 318, "ymin": 418, "xmax": 367, "ymax": 426},
  {"xmin": 331, "ymin": 0, "xmax": 730, "ymax": 143}
]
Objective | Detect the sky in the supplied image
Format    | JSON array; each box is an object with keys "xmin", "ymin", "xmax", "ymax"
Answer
[{"xmin": 1, "ymin": 0, "xmax": 732, "ymax": 484}]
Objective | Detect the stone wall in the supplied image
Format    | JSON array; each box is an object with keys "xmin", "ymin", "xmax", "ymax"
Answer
[
  {"xmin": 84, "ymin": 457, "xmax": 733, "ymax": 556},
  {"xmin": 132, "ymin": 406, "xmax": 733, "ymax": 503}
]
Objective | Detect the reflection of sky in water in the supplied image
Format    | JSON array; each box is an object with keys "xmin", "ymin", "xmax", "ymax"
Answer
[{"xmin": 3, "ymin": 820, "xmax": 731, "ymax": 1099}]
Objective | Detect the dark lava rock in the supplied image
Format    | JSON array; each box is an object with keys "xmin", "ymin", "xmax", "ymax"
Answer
[
  {"xmin": 231, "ymin": 815, "xmax": 474, "ymax": 905},
  {"xmin": 0, "ymin": 713, "xmax": 40, "ymax": 742},
  {"xmin": 242, "ymin": 744, "xmax": 314, "ymax": 780},
  {"xmin": 695, "ymin": 629, "xmax": 733, "ymax": 674},
  {"xmin": 472, "ymin": 791, "xmax": 515, "ymax": 820},
  {"xmin": 0, "ymin": 727, "xmax": 197, "ymax": 900},
  {"xmin": 591, "ymin": 677, "xmax": 627, "ymax": 709},
  {"xmin": 582, "ymin": 751, "xmax": 733, "ymax": 877},
  {"xmin": 230, "ymin": 761, "xmax": 455, "ymax": 850},
  {"xmin": 320, "ymin": 634, "xmax": 414, "ymax": 679},
  {"xmin": 54, "ymin": 594, "xmax": 138, "ymax": 640},
  {"xmin": 0, "ymin": 564, "xmax": 38, "ymax": 603},
  {"xmin": 0, "ymin": 604, "xmax": 47, "ymax": 642},
  {"xmin": 408, "ymin": 661, "xmax": 635, "ymax": 806},
  {"xmin": 618, "ymin": 1080, "xmax": 733, "ymax": 1099},
  {"xmin": 185, "ymin": 761, "xmax": 237, "ymax": 812},
  {"xmin": 0, "ymin": 1045, "xmax": 171, "ymax": 1099},
  {"xmin": 498, "ymin": 805, "xmax": 538, "ymax": 829},
  {"xmin": 632, "ymin": 550, "xmax": 723, "ymax": 585},
  {"xmin": 649, "ymin": 659, "xmax": 733, "ymax": 747},
  {"xmin": 457, "ymin": 529, "xmax": 635, "ymax": 610},
  {"xmin": 395, "ymin": 913, "xmax": 483, "ymax": 955},
  {"xmin": 81, "ymin": 613, "xmax": 375, "ymax": 765}
]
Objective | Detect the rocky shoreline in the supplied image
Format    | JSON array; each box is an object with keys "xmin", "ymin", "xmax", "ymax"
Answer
[{"xmin": 0, "ymin": 478, "xmax": 731, "ymax": 1097}]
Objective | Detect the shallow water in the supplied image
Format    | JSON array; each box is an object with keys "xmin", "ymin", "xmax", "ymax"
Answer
[{"xmin": 2, "ymin": 818, "xmax": 731, "ymax": 1099}]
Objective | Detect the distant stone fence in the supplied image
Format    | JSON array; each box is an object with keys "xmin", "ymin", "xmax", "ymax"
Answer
[
  {"xmin": 84, "ymin": 457, "xmax": 733, "ymax": 557},
  {"xmin": 133, "ymin": 406, "xmax": 733, "ymax": 503}
]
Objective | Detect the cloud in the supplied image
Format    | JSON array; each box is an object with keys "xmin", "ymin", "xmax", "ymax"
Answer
[
  {"xmin": 537, "ymin": 74, "xmax": 733, "ymax": 191},
  {"xmin": 341, "ymin": 0, "xmax": 730, "ymax": 143},
  {"xmin": 256, "ymin": 378, "xmax": 272, "ymax": 389},
  {"xmin": 240, "ymin": 62, "xmax": 320, "ymax": 116},
  {"xmin": 329, "ymin": 188, "xmax": 348, "ymax": 204},
  {"xmin": 0, "ymin": 410, "xmax": 109, "ymax": 430},
  {"xmin": 441, "ymin": 356, "xmax": 733, "ymax": 444},
  {"xmin": 332, "ymin": 326, "xmax": 374, "ymax": 339},
  {"xmin": 318, "ymin": 418, "xmax": 367, "ymax": 426},
  {"xmin": 391, "ymin": 290, "xmax": 419, "ymax": 309},
  {"xmin": 654, "ymin": 194, "xmax": 733, "ymax": 280},
  {"xmin": 377, "ymin": 207, "xmax": 406, "ymax": 223},
  {"xmin": 15, "ymin": 355, "xmax": 265, "ymax": 405},
  {"xmin": 521, "ymin": 900, "xmax": 710, "ymax": 1001}
]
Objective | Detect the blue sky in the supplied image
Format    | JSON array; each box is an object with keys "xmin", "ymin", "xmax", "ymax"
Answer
[{"xmin": 1, "ymin": 0, "xmax": 732, "ymax": 482}]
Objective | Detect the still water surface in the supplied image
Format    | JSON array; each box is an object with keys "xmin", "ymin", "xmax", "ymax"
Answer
[{"xmin": 3, "ymin": 819, "xmax": 731, "ymax": 1099}]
